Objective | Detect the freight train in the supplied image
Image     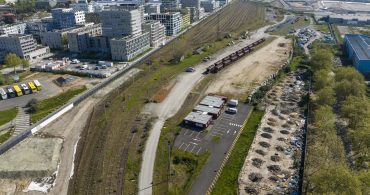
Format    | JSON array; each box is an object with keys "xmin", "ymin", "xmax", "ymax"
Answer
[{"xmin": 207, "ymin": 38, "xmax": 266, "ymax": 73}]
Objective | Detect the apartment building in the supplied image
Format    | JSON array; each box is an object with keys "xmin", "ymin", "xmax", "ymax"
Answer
[
  {"xmin": 68, "ymin": 23, "xmax": 103, "ymax": 52},
  {"xmin": 146, "ymin": 12, "xmax": 182, "ymax": 36},
  {"xmin": 144, "ymin": 3, "xmax": 161, "ymax": 14},
  {"xmin": 0, "ymin": 23, "xmax": 26, "ymax": 36},
  {"xmin": 0, "ymin": 34, "xmax": 50, "ymax": 63},
  {"xmin": 143, "ymin": 20, "xmax": 165, "ymax": 47},
  {"xmin": 181, "ymin": 11, "xmax": 191, "ymax": 28},
  {"xmin": 51, "ymin": 8, "xmax": 86, "ymax": 29},
  {"xmin": 70, "ymin": 0, "xmax": 94, "ymax": 12},
  {"xmin": 100, "ymin": 7, "xmax": 142, "ymax": 38},
  {"xmin": 110, "ymin": 32, "xmax": 150, "ymax": 61},
  {"xmin": 161, "ymin": 0, "xmax": 180, "ymax": 11},
  {"xmin": 181, "ymin": 0, "xmax": 200, "ymax": 9}
]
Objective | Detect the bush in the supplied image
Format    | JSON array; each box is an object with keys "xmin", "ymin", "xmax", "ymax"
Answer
[{"xmin": 27, "ymin": 98, "xmax": 39, "ymax": 113}]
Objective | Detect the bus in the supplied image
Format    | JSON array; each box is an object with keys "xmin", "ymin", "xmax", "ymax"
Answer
[
  {"xmin": 13, "ymin": 85, "xmax": 23, "ymax": 96},
  {"xmin": 20, "ymin": 83, "xmax": 31, "ymax": 95},
  {"xmin": 28, "ymin": 82, "xmax": 37, "ymax": 93},
  {"xmin": 33, "ymin": 80, "xmax": 42, "ymax": 91},
  {"xmin": 0, "ymin": 88, "xmax": 7, "ymax": 100},
  {"xmin": 6, "ymin": 87, "xmax": 15, "ymax": 98}
]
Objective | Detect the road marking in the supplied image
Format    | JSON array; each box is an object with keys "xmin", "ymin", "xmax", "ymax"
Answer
[
  {"xmin": 179, "ymin": 142, "xmax": 185, "ymax": 150},
  {"xmin": 229, "ymin": 123, "xmax": 242, "ymax": 127},
  {"xmin": 190, "ymin": 131, "xmax": 195, "ymax": 136},
  {"xmin": 227, "ymin": 130, "xmax": 230, "ymax": 134},
  {"xmin": 184, "ymin": 129, "xmax": 190, "ymax": 136},
  {"xmin": 211, "ymin": 131, "xmax": 224, "ymax": 136},
  {"xmin": 196, "ymin": 147, "xmax": 202, "ymax": 155},
  {"xmin": 190, "ymin": 142, "xmax": 198, "ymax": 145},
  {"xmin": 190, "ymin": 145, "xmax": 197, "ymax": 152},
  {"xmin": 193, "ymin": 138, "xmax": 200, "ymax": 141},
  {"xmin": 196, "ymin": 132, "xmax": 201, "ymax": 138},
  {"xmin": 233, "ymin": 130, "xmax": 237, "ymax": 135},
  {"xmin": 184, "ymin": 144, "xmax": 190, "ymax": 151}
]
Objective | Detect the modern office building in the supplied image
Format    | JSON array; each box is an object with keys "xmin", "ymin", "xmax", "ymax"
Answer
[
  {"xmin": 51, "ymin": 8, "xmax": 86, "ymax": 29},
  {"xmin": 0, "ymin": 34, "xmax": 50, "ymax": 63},
  {"xmin": 67, "ymin": 23, "xmax": 103, "ymax": 52},
  {"xmin": 85, "ymin": 12, "xmax": 101, "ymax": 24},
  {"xmin": 344, "ymin": 34, "xmax": 370, "ymax": 77},
  {"xmin": 181, "ymin": 0, "xmax": 200, "ymax": 9},
  {"xmin": 110, "ymin": 32, "xmax": 150, "ymax": 61},
  {"xmin": 146, "ymin": 12, "xmax": 182, "ymax": 36},
  {"xmin": 144, "ymin": 3, "xmax": 161, "ymax": 14},
  {"xmin": 189, "ymin": 7, "xmax": 200, "ymax": 23},
  {"xmin": 100, "ymin": 7, "xmax": 142, "ymax": 38},
  {"xmin": 70, "ymin": 0, "xmax": 94, "ymax": 12},
  {"xmin": 161, "ymin": 0, "xmax": 180, "ymax": 11},
  {"xmin": 26, "ymin": 18, "xmax": 54, "ymax": 41},
  {"xmin": 0, "ymin": 23, "xmax": 26, "ymax": 36},
  {"xmin": 143, "ymin": 20, "xmax": 166, "ymax": 47},
  {"xmin": 201, "ymin": 0, "xmax": 219, "ymax": 12},
  {"xmin": 181, "ymin": 11, "xmax": 191, "ymax": 28},
  {"xmin": 41, "ymin": 23, "xmax": 101, "ymax": 49}
]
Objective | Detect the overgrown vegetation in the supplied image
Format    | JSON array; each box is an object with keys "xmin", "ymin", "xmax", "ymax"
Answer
[
  {"xmin": 212, "ymin": 110, "xmax": 264, "ymax": 195},
  {"xmin": 0, "ymin": 128, "xmax": 13, "ymax": 144},
  {"xmin": 0, "ymin": 107, "xmax": 17, "ymax": 126},
  {"xmin": 303, "ymin": 42, "xmax": 370, "ymax": 194},
  {"xmin": 29, "ymin": 86, "xmax": 86, "ymax": 123}
]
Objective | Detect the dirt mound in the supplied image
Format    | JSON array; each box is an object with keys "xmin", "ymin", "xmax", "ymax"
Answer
[
  {"xmin": 270, "ymin": 155, "xmax": 280, "ymax": 162},
  {"xmin": 267, "ymin": 165, "xmax": 281, "ymax": 173},
  {"xmin": 263, "ymin": 127, "xmax": 274, "ymax": 133},
  {"xmin": 249, "ymin": 173, "xmax": 263, "ymax": 182},
  {"xmin": 252, "ymin": 158, "xmax": 264, "ymax": 168},
  {"xmin": 267, "ymin": 118, "xmax": 277, "ymax": 122},
  {"xmin": 267, "ymin": 121, "xmax": 278, "ymax": 126},
  {"xmin": 275, "ymin": 145, "xmax": 284, "ymax": 152},
  {"xmin": 245, "ymin": 186, "xmax": 259, "ymax": 194},
  {"xmin": 268, "ymin": 175, "xmax": 279, "ymax": 182},
  {"xmin": 277, "ymin": 137, "xmax": 285, "ymax": 142},
  {"xmin": 259, "ymin": 141, "xmax": 271, "ymax": 148},
  {"xmin": 255, "ymin": 149, "xmax": 266, "ymax": 156},
  {"xmin": 261, "ymin": 133, "xmax": 272, "ymax": 139},
  {"xmin": 280, "ymin": 130, "xmax": 290, "ymax": 135}
]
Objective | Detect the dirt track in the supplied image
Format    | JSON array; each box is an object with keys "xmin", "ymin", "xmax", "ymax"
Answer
[{"xmin": 206, "ymin": 37, "xmax": 292, "ymax": 99}]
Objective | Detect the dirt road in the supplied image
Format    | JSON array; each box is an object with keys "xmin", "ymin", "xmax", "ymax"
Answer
[
  {"xmin": 139, "ymin": 24, "xmax": 274, "ymax": 195},
  {"xmin": 206, "ymin": 36, "xmax": 292, "ymax": 98}
]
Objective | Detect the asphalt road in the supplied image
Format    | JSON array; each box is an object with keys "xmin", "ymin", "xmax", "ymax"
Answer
[
  {"xmin": 187, "ymin": 104, "xmax": 252, "ymax": 195},
  {"xmin": 0, "ymin": 77, "xmax": 62, "ymax": 111}
]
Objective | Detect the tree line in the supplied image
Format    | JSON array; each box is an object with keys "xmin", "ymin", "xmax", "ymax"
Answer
[{"xmin": 303, "ymin": 42, "xmax": 370, "ymax": 194}]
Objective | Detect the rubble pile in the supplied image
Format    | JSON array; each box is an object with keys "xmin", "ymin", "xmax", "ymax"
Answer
[{"xmin": 239, "ymin": 71, "xmax": 307, "ymax": 194}]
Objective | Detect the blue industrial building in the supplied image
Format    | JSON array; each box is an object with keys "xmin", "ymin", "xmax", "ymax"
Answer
[{"xmin": 344, "ymin": 34, "xmax": 370, "ymax": 77}]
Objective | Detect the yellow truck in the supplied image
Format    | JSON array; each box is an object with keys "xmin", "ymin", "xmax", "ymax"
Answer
[
  {"xmin": 13, "ymin": 85, "xmax": 23, "ymax": 97},
  {"xmin": 33, "ymin": 80, "xmax": 42, "ymax": 91},
  {"xmin": 28, "ymin": 82, "xmax": 37, "ymax": 93}
]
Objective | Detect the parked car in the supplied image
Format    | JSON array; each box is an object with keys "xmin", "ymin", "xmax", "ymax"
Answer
[
  {"xmin": 228, "ymin": 99, "xmax": 238, "ymax": 107},
  {"xmin": 185, "ymin": 67, "xmax": 196, "ymax": 72},
  {"xmin": 71, "ymin": 59, "xmax": 80, "ymax": 64},
  {"xmin": 226, "ymin": 107, "xmax": 238, "ymax": 114}
]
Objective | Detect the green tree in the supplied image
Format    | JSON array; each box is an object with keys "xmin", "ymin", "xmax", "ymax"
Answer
[
  {"xmin": 4, "ymin": 53, "xmax": 22, "ymax": 74},
  {"xmin": 27, "ymin": 98, "xmax": 39, "ymax": 113},
  {"xmin": 342, "ymin": 96, "xmax": 370, "ymax": 129},
  {"xmin": 21, "ymin": 59, "xmax": 29, "ymax": 70},
  {"xmin": 309, "ymin": 164, "xmax": 361, "ymax": 195},
  {"xmin": 309, "ymin": 49, "xmax": 333, "ymax": 72},
  {"xmin": 335, "ymin": 67, "xmax": 365, "ymax": 83},
  {"xmin": 334, "ymin": 80, "xmax": 366, "ymax": 101},
  {"xmin": 313, "ymin": 105, "xmax": 335, "ymax": 130},
  {"xmin": 313, "ymin": 69, "xmax": 334, "ymax": 91},
  {"xmin": 62, "ymin": 34, "xmax": 68, "ymax": 48},
  {"xmin": 315, "ymin": 87, "xmax": 335, "ymax": 107}
]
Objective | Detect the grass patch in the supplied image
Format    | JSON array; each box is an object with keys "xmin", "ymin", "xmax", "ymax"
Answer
[
  {"xmin": 211, "ymin": 109, "xmax": 264, "ymax": 195},
  {"xmin": 290, "ymin": 56, "xmax": 303, "ymax": 71},
  {"xmin": 272, "ymin": 16, "xmax": 310, "ymax": 36},
  {"xmin": 332, "ymin": 25, "xmax": 344, "ymax": 44},
  {"xmin": 30, "ymin": 86, "xmax": 87, "ymax": 123},
  {"xmin": 314, "ymin": 24, "xmax": 330, "ymax": 33},
  {"xmin": 0, "ymin": 107, "xmax": 17, "ymax": 126},
  {"xmin": 0, "ymin": 128, "xmax": 14, "ymax": 144}
]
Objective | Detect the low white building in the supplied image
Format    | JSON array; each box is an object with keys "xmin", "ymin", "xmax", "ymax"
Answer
[
  {"xmin": 110, "ymin": 32, "xmax": 150, "ymax": 61},
  {"xmin": 143, "ymin": 20, "xmax": 166, "ymax": 47},
  {"xmin": 0, "ymin": 23, "xmax": 26, "ymax": 36}
]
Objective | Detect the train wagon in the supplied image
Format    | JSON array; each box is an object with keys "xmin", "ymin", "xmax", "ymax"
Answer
[
  {"xmin": 28, "ymin": 82, "xmax": 37, "ymax": 93},
  {"xmin": 206, "ymin": 65, "xmax": 215, "ymax": 73},
  {"xmin": 20, "ymin": 83, "xmax": 31, "ymax": 95},
  {"xmin": 0, "ymin": 88, "xmax": 7, "ymax": 100},
  {"xmin": 13, "ymin": 85, "xmax": 23, "ymax": 97},
  {"xmin": 33, "ymin": 80, "xmax": 42, "ymax": 91},
  {"xmin": 6, "ymin": 87, "xmax": 16, "ymax": 98}
]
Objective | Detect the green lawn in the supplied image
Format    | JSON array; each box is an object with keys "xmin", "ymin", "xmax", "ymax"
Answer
[
  {"xmin": 290, "ymin": 56, "xmax": 303, "ymax": 71},
  {"xmin": 30, "ymin": 86, "xmax": 87, "ymax": 123},
  {"xmin": 314, "ymin": 24, "xmax": 330, "ymax": 33},
  {"xmin": 0, "ymin": 128, "xmax": 13, "ymax": 144},
  {"xmin": 0, "ymin": 107, "xmax": 17, "ymax": 126},
  {"xmin": 211, "ymin": 110, "xmax": 264, "ymax": 195}
]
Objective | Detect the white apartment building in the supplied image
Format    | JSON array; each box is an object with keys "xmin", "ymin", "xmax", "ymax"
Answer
[
  {"xmin": 110, "ymin": 32, "xmax": 150, "ymax": 61},
  {"xmin": 100, "ymin": 7, "xmax": 142, "ymax": 38},
  {"xmin": 146, "ymin": 12, "xmax": 182, "ymax": 36},
  {"xmin": 0, "ymin": 23, "xmax": 26, "ymax": 36},
  {"xmin": 143, "ymin": 20, "xmax": 166, "ymax": 47},
  {"xmin": 51, "ymin": 8, "xmax": 86, "ymax": 29},
  {"xmin": 0, "ymin": 34, "xmax": 50, "ymax": 63}
]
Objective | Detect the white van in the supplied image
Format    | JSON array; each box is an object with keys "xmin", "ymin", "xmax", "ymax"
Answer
[
  {"xmin": 0, "ymin": 88, "xmax": 7, "ymax": 100},
  {"xmin": 228, "ymin": 99, "xmax": 238, "ymax": 107}
]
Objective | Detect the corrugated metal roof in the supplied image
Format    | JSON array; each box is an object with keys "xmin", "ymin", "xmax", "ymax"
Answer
[
  {"xmin": 193, "ymin": 105, "xmax": 220, "ymax": 114},
  {"xmin": 200, "ymin": 95, "xmax": 224, "ymax": 108},
  {"xmin": 184, "ymin": 111, "xmax": 212, "ymax": 125},
  {"xmin": 345, "ymin": 34, "xmax": 370, "ymax": 60}
]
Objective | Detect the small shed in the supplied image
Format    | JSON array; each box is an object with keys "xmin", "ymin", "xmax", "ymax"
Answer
[
  {"xmin": 183, "ymin": 111, "xmax": 212, "ymax": 129},
  {"xmin": 200, "ymin": 95, "xmax": 224, "ymax": 108}
]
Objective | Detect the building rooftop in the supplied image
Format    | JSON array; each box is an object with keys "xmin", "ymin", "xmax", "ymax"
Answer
[
  {"xmin": 184, "ymin": 111, "xmax": 212, "ymax": 125},
  {"xmin": 200, "ymin": 95, "xmax": 224, "ymax": 108},
  {"xmin": 345, "ymin": 34, "xmax": 370, "ymax": 60},
  {"xmin": 193, "ymin": 104, "xmax": 220, "ymax": 114}
]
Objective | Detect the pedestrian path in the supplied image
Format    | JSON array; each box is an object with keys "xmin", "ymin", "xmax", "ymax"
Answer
[{"xmin": 12, "ymin": 107, "xmax": 30, "ymax": 137}]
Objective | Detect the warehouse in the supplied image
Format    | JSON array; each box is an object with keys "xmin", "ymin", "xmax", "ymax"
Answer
[
  {"xmin": 193, "ymin": 105, "xmax": 221, "ymax": 119},
  {"xmin": 344, "ymin": 34, "xmax": 370, "ymax": 77},
  {"xmin": 183, "ymin": 111, "xmax": 213, "ymax": 129},
  {"xmin": 199, "ymin": 95, "xmax": 224, "ymax": 108}
]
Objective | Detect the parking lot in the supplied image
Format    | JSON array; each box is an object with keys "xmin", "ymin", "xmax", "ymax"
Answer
[{"xmin": 174, "ymin": 103, "xmax": 251, "ymax": 155}]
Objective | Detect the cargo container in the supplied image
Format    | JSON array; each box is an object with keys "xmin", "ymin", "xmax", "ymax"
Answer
[
  {"xmin": 6, "ymin": 87, "xmax": 15, "ymax": 98},
  {"xmin": 33, "ymin": 80, "xmax": 42, "ymax": 91},
  {"xmin": 13, "ymin": 85, "xmax": 23, "ymax": 96},
  {"xmin": 98, "ymin": 61, "xmax": 113, "ymax": 67},
  {"xmin": 0, "ymin": 88, "xmax": 7, "ymax": 100},
  {"xmin": 20, "ymin": 83, "xmax": 31, "ymax": 95},
  {"xmin": 28, "ymin": 82, "xmax": 37, "ymax": 92}
]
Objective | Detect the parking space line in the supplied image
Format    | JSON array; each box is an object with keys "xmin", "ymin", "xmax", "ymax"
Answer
[
  {"xmin": 184, "ymin": 143, "xmax": 190, "ymax": 151},
  {"xmin": 196, "ymin": 147, "xmax": 202, "ymax": 155},
  {"xmin": 184, "ymin": 129, "xmax": 190, "ymax": 136},
  {"xmin": 233, "ymin": 130, "xmax": 237, "ymax": 135},
  {"xmin": 190, "ymin": 142, "xmax": 198, "ymax": 145},
  {"xmin": 178, "ymin": 142, "xmax": 185, "ymax": 150},
  {"xmin": 213, "ymin": 129, "xmax": 225, "ymax": 133},
  {"xmin": 190, "ymin": 145, "xmax": 197, "ymax": 153},
  {"xmin": 227, "ymin": 130, "xmax": 230, "ymax": 134},
  {"xmin": 211, "ymin": 131, "xmax": 224, "ymax": 136},
  {"xmin": 190, "ymin": 131, "xmax": 195, "ymax": 136},
  {"xmin": 195, "ymin": 132, "xmax": 201, "ymax": 138}
]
